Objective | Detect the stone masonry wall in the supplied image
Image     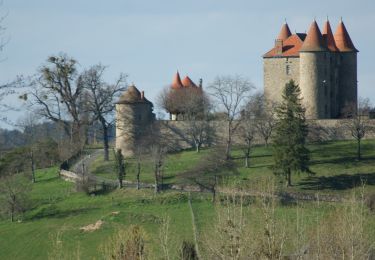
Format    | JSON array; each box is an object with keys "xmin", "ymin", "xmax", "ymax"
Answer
[
  {"xmin": 155, "ymin": 119, "xmax": 375, "ymax": 151},
  {"xmin": 264, "ymin": 57, "xmax": 300, "ymax": 106}
]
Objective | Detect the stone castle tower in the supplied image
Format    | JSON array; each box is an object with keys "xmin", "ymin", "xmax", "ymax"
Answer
[
  {"xmin": 263, "ymin": 19, "xmax": 358, "ymax": 119},
  {"xmin": 115, "ymin": 85, "xmax": 154, "ymax": 157}
]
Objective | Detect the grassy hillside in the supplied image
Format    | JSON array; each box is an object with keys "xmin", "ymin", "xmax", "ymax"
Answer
[
  {"xmin": 90, "ymin": 139, "xmax": 375, "ymax": 195},
  {"xmin": 0, "ymin": 140, "xmax": 374, "ymax": 259}
]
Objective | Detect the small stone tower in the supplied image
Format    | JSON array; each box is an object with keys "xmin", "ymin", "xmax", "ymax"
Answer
[
  {"xmin": 334, "ymin": 19, "xmax": 358, "ymax": 114},
  {"xmin": 115, "ymin": 85, "xmax": 154, "ymax": 157},
  {"xmin": 263, "ymin": 19, "xmax": 358, "ymax": 119}
]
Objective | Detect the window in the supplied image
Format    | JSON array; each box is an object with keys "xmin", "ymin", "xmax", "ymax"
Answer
[{"xmin": 286, "ymin": 65, "xmax": 291, "ymax": 75}]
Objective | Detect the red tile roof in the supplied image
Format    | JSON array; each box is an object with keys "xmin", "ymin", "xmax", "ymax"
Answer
[
  {"xmin": 322, "ymin": 20, "xmax": 339, "ymax": 52},
  {"xmin": 334, "ymin": 20, "xmax": 358, "ymax": 52},
  {"xmin": 171, "ymin": 71, "xmax": 183, "ymax": 89},
  {"xmin": 277, "ymin": 23, "xmax": 292, "ymax": 40},
  {"xmin": 181, "ymin": 76, "xmax": 198, "ymax": 88},
  {"xmin": 300, "ymin": 21, "xmax": 327, "ymax": 52},
  {"xmin": 263, "ymin": 34, "xmax": 305, "ymax": 57},
  {"xmin": 264, "ymin": 19, "xmax": 357, "ymax": 58}
]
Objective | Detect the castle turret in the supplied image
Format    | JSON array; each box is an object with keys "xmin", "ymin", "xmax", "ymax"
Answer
[
  {"xmin": 334, "ymin": 19, "xmax": 358, "ymax": 115},
  {"xmin": 115, "ymin": 85, "xmax": 154, "ymax": 157},
  {"xmin": 322, "ymin": 19, "xmax": 340, "ymax": 117},
  {"xmin": 277, "ymin": 22, "xmax": 292, "ymax": 41},
  {"xmin": 299, "ymin": 20, "xmax": 330, "ymax": 118}
]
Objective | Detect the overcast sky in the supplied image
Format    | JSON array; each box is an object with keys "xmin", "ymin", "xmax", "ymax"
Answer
[{"xmin": 0, "ymin": 0, "xmax": 374, "ymax": 127}]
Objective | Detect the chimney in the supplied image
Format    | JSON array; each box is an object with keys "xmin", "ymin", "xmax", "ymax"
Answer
[
  {"xmin": 199, "ymin": 78, "xmax": 203, "ymax": 89},
  {"xmin": 275, "ymin": 39, "xmax": 283, "ymax": 55},
  {"xmin": 141, "ymin": 91, "xmax": 144, "ymax": 100}
]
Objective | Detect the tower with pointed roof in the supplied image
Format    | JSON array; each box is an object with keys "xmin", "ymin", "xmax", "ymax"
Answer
[
  {"xmin": 263, "ymin": 19, "xmax": 358, "ymax": 118},
  {"xmin": 167, "ymin": 71, "xmax": 203, "ymax": 120},
  {"xmin": 115, "ymin": 84, "xmax": 155, "ymax": 157}
]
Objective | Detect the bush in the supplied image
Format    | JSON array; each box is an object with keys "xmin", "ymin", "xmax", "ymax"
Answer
[{"xmin": 180, "ymin": 240, "xmax": 198, "ymax": 260}]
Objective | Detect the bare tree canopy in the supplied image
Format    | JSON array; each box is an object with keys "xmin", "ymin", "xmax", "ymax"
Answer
[
  {"xmin": 80, "ymin": 64, "xmax": 127, "ymax": 160},
  {"xmin": 340, "ymin": 99, "xmax": 374, "ymax": 160},
  {"xmin": 208, "ymin": 75, "xmax": 254, "ymax": 159},
  {"xmin": 245, "ymin": 92, "xmax": 276, "ymax": 146},
  {"xmin": 158, "ymin": 86, "xmax": 206, "ymax": 120},
  {"xmin": 26, "ymin": 54, "xmax": 86, "ymax": 144}
]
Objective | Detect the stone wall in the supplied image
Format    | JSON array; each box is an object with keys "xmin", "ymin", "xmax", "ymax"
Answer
[
  {"xmin": 155, "ymin": 119, "xmax": 375, "ymax": 152},
  {"xmin": 264, "ymin": 57, "xmax": 300, "ymax": 106},
  {"xmin": 116, "ymin": 102, "xmax": 154, "ymax": 157}
]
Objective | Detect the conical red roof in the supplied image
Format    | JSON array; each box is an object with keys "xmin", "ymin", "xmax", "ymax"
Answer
[
  {"xmin": 300, "ymin": 21, "xmax": 327, "ymax": 52},
  {"xmin": 322, "ymin": 20, "xmax": 339, "ymax": 52},
  {"xmin": 181, "ymin": 76, "xmax": 197, "ymax": 88},
  {"xmin": 334, "ymin": 20, "xmax": 357, "ymax": 52},
  {"xmin": 171, "ymin": 71, "xmax": 183, "ymax": 89},
  {"xmin": 277, "ymin": 23, "xmax": 292, "ymax": 40}
]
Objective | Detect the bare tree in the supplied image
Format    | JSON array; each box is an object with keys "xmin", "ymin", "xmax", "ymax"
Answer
[
  {"xmin": 80, "ymin": 64, "xmax": 127, "ymax": 161},
  {"xmin": 25, "ymin": 54, "xmax": 87, "ymax": 152},
  {"xmin": 179, "ymin": 147, "xmax": 237, "ymax": 203},
  {"xmin": 184, "ymin": 91, "xmax": 214, "ymax": 152},
  {"xmin": 239, "ymin": 110, "xmax": 256, "ymax": 168},
  {"xmin": 142, "ymin": 124, "xmax": 168, "ymax": 194},
  {"xmin": 208, "ymin": 75, "xmax": 253, "ymax": 159},
  {"xmin": 340, "ymin": 100, "xmax": 373, "ymax": 160},
  {"xmin": 0, "ymin": 1, "xmax": 7, "ymax": 55},
  {"xmin": 0, "ymin": 173, "xmax": 31, "ymax": 222},
  {"xmin": 134, "ymin": 140, "xmax": 148, "ymax": 190},
  {"xmin": 244, "ymin": 92, "xmax": 276, "ymax": 146},
  {"xmin": 0, "ymin": 148, "xmax": 31, "ymax": 222},
  {"xmin": 158, "ymin": 86, "xmax": 214, "ymax": 152},
  {"xmin": 16, "ymin": 114, "xmax": 40, "ymax": 183}
]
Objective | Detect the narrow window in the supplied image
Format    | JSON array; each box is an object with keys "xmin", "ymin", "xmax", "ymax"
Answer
[{"xmin": 286, "ymin": 65, "xmax": 291, "ymax": 75}]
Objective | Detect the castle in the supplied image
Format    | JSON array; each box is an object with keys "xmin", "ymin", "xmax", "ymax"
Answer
[
  {"xmin": 116, "ymin": 19, "xmax": 360, "ymax": 156},
  {"xmin": 263, "ymin": 19, "xmax": 358, "ymax": 119}
]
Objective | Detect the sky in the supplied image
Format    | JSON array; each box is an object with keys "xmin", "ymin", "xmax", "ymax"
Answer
[{"xmin": 0, "ymin": 0, "xmax": 374, "ymax": 128}]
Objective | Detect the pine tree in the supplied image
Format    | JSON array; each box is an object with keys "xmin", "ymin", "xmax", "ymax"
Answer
[
  {"xmin": 272, "ymin": 80, "xmax": 310, "ymax": 186},
  {"xmin": 114, "ymin": 149, "xmax": 125, "ymax": 188}
]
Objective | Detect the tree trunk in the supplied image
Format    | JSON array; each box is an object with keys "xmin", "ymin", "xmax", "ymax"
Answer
[
  {"xmin": 287, "ymin": 168, "xmax": 292, "ymax": 187},
  {"xmin": 137, "ymin": 161, "xmax": 140, "ymax": 190},
  {"xmin": 226, "ymin": 122, "xmax": 232, "ymax": 160},
  {"xmin": 101, "ymin": 120, "xmax": 109, "ymax": 161},
  {"xmin": 154, "ymin": 167, "xmax": 159, "ymax": 194},
  {"xmin": 31, "ymin": 151, "xmax": 36, "ymax": 183},
  {"xmin": 264, "ymin": 137, "xmax": 269, "ymax": 147},
  {"xmin": 118, "ymin": 179, "xmax": 123, "ymax": 189},
  {"xmin": 245, "ymin": 155, "xmax": 249, "ymax": 168},
  {"xmin": 212, "ymin": 175, "xmax": 218, "ymax": 203},
  {"xmin": 357, "ymin": 138, "xmax": 361, "ymax": 160},
  {"xmin": 10, "ymin": 195, "xmax": 15, "ymax": 222}
]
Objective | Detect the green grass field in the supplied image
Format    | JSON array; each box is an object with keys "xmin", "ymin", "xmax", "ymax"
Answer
[
  {"xmin": 90, "ymin": 139, "xmax": 375, "ymax": 195},
  {"xmin": 0, "ymin": 140, "xmax": 375, "ymax": 259}
]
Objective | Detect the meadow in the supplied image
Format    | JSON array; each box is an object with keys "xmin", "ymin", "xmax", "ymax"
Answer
[{"xmin": 0, "ymin": 139, "xmax": 374, "ymax": 259}]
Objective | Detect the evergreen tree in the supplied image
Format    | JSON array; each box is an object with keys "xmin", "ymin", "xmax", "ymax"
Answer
[
  {"xmin": 114, "ymin": 149, "xmax": 125, "ymax": 188},
  {"xmin": 272, "ymin": 80, "xmax": 310, "ymax": 186}
]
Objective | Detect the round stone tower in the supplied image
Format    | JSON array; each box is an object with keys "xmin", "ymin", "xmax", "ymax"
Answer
[
  {"xmin": 334, "ymin": 20, "xmax": 358, "ymax": 115},
  {"xmin": 115, "ymin": 85, "xmax": 154, "ymax": 157},
  {"xmin": 299, "ymin": 20, "xmax": 331, "ymax": 119}
]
